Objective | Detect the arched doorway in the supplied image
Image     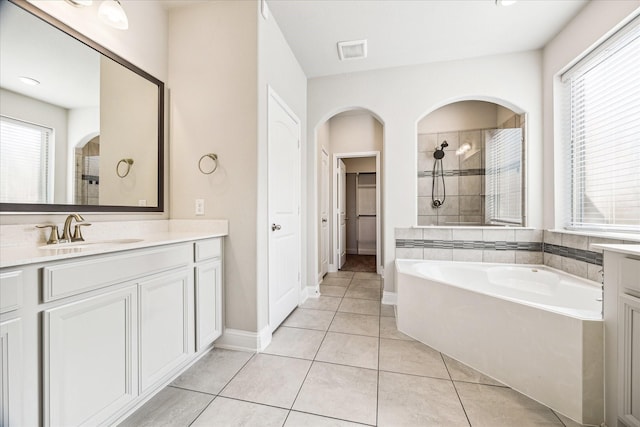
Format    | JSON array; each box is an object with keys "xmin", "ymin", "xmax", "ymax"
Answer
[{"xmin": 316, "ymin": 109, "xmax": 384, "ymax": 282}]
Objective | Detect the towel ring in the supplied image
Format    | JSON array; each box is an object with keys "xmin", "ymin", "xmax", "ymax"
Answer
[
  {"xmin": 116, "ymin": 158, "xmax": 134, "ymax": 178},
  {"xmin": 199, "ymin": 153, "xmax": 219, "ymax": 174}
]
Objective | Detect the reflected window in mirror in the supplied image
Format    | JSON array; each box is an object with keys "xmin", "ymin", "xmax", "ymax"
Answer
[{"xmin": 0, "ymin": 115, "xmax": 53, "ymax": 204}]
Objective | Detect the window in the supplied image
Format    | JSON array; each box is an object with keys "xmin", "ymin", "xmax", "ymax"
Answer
[
  {"xmin": 562, "ymin": 17, "xmax": 640, "ymax": 232},
  {"xmin": 0, "ymin": 116, "xmax": 53, "ymax": 204},
  {"xmin": 485, "ymin": 128, "xmax": 523, "ymax": 225}
]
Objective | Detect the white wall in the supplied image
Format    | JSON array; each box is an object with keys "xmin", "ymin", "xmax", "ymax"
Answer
[
  {"xmin": 169, "ymin": 1, "xmax": 259, "ymax": 333},
  {"xmin": 542, "ymin": 1, "xmax": 639, "ymax": 228},
  {"xmin": 418, "ymin": 101, "xmax": 498, "ymax": 134},
  {"xmin": 308, "ymin": 50, "xmax": 542, "ymax": 293},
  {"xmin": 258, "ymin": 6, "xmax": 308, "ymax": 331},
  {"xmin": 169, "ymin": 0, "xmax": 306, "ymax": 335}
]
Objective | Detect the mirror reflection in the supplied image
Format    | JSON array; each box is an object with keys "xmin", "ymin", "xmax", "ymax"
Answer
[
  {"xmin": 0, "ymin": 0, "xmax": 163, "ymax": 211},
  {"xmin": 417, "ymin": 101, "xmax": 525, "ymax": 226}
]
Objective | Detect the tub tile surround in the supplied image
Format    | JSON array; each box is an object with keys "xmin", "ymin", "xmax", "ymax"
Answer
[{"xmin": 395, "ymin": 227, "xmax": 636, "ymax": 282}]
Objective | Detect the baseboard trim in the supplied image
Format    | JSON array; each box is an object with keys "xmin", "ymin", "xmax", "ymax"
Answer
[
  {"xmin": 215, "ymin": 326, "xmax": 272, "ymax": 352},
  {"xmin": 381, "ymin": 291, "xmax": 397, "ymax": 305},
  {"xmin": 306, "ymin": 285, "xmax": 320, "ymax": 298}
]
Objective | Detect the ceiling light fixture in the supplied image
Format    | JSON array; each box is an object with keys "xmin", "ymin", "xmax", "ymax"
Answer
[
  {"xmin": 98, "ymin": 0, "xmax": 129, "ymax": 30},
  {"xmin": 495, "ymin": 0, "xmax": 517, "ymax": 6},
  {"xmin": 65, "ymin": 0, "xmax": 93, "ymax": 6},
  {"xmin": 19, "ymin": 76, "xmax": 41, "ymax": 86},
  {"xmin": 337, "ymin": 39, "xmax": 368, "ymax": 61}
]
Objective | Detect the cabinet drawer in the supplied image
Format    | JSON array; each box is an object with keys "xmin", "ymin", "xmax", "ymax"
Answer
[
  {"xmin": 620, "ymin": 257, "xmax": 640, "ymax": 294},
  {"xmin": 0, "ymin": 270, "xmax": 23, "ymax": 313},
  {"xmin": 43, "ymin": 244, "xmax": 192, "ymax": 302},
  {"xmin": 195, "ymin": 238, "xmax": 221, "ymax": 262}
]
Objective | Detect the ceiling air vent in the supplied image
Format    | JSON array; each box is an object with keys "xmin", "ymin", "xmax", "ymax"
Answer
[{"xmin": 337, "ymin": 39, "xmax": 367, "ymax": 61}]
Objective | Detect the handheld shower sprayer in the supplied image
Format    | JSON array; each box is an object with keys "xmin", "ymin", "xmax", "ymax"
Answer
[{"xmin": 431, "ymin": 140, "xmax": 448, "ymax": 208}]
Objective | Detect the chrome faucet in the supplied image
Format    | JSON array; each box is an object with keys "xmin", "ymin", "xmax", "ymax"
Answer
[{"xmin": 36, "ymin": 214, "xmax": 91, "ymax": 245}]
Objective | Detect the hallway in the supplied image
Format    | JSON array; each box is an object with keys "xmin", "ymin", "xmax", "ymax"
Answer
[{"xmin": 121, "ymin": 271, "xmax": 580, "ymax": 427}]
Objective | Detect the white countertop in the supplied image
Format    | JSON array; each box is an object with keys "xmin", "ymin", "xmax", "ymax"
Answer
[
  {"xmin": 0, "ymin": 219, "xmax": 228, "ymax": 268},
  {"xmin": 591, "ymin": 244, "xmax": 640, "ymax": 257}
]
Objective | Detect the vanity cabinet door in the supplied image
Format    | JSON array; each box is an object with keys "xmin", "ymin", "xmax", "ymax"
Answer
[
  {"xmin": 619, "ymin": 293, "xmax": 640, "ymax": 427},
  {"xmin": 139, "ymin": 268, "xmax": 193, "ymax": 392},
  {"xmin": 0, "ymin": 318, "xmax": 22, "ymax": 427},
  {"xmin": 43, "ymin": 286, "xmax": 138, "ymax": 427},
  {"xmin": 195, "ymin": 259, "xmax": 222, "ymax": 351}
]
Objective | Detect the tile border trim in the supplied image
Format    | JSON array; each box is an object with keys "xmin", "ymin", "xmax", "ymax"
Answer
[
  {"xmin": 543, "ymin": 243, "xmax": 603, "ymax": 266},
  {"xmin": 396, "ymin": 239, "xmax": 541, "ymax": 252},
  {"xmin": 395, "ymin": 239, "xmax": 603, "ymax": 266}
]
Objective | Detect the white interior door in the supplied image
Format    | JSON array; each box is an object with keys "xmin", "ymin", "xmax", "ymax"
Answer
[
  {"xmin": 268, "ymin": 90, "xmax": 301, "ymax": 332},
  {"xmin": 320, "ymin": 149, "xmax": 329, "ymax": 276},
  {"xmin": 337, "ymin": 159, "xmax": 347, "ymax": 268}
]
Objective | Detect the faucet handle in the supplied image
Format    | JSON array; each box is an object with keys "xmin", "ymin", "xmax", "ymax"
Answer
[
  {"xmin": 36, "ymin": 224, "xmax": 60, "ymax": 245},
  {"xmin": 72, "ymin": 223, "xmax": 91, "ymax": 242}
]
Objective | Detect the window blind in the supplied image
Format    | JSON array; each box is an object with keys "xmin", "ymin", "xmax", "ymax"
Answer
[
  {"xmin": 485, "ymin": 128, "xmax": 522, "ymax": 225},
  {"xmin": 0, "ymin": 116, "xmax": 53, "ymax": 204},
  {"xmin": 562, "ymin": 17, "xmax": 640, "ymax": 232}
]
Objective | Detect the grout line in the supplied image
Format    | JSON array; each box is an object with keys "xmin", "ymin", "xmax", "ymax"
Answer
[
  {"xmin": 215, "ymin": 352, "xmax": 257, "ymax": 397},
  {"xmin": 208, "ymin": 394, "xmax": 296, "ymax": 412},
  {"xmin": 441, "ymin": 353, "xmax": 472, "ymax": 427},
  {"xmin": 186, "ymin": 394, "xmax": 217, "ymax": 427},
  {"xmin": 289, "ymin": 409, "xmax": 376, "ymax": 427},
  {"xmin": 286, "ymin": 291, "xmax": 343, "ymax": 419},
  {"xmin": 168, "ymin": 384, "xmax": 217, "ymax": 396}
]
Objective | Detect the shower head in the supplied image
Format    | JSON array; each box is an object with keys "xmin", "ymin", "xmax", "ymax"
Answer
[{"xmin": 433, "ymin": 140, "xmax": 448, "ymax": 159}]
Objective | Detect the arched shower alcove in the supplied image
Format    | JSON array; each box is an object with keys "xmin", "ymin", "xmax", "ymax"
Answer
[{"xmin": 416, "ymin": 99, "xmax": 526, "ymax": 227}]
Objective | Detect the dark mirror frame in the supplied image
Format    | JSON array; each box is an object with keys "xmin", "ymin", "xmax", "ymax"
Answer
[{"xmin": 1, "ymin": 0, "xmax": 164, "ymax": 213}]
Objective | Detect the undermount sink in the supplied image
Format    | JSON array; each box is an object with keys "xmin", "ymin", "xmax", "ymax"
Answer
[{"xmin": 39, "ymin": 238, "xmax": 144, "ymax": 250}]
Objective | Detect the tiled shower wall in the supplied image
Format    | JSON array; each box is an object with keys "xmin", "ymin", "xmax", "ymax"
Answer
[
  {"xmin": 395, "ymin": 227, "xmax": 633, "ymax": 282},
  {"xmin": 417, "ymin": 131, "xmax": 485, "ymax": 226}
]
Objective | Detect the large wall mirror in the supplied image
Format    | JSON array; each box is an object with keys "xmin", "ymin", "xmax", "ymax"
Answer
[{"xmin": 0, "ymin": 0, "xmax": 164, "ymax": 212}]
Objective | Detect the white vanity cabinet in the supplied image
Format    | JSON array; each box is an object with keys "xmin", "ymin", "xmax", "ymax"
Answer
[
  {"xmin": 195, "ymin": 239, "xmax": 223, "ymax": 351},
  {"xmin": 1, "ymin": 318, "xmax": 22, "ymax": 427},
  {"xmin": 0, "ymin": 270, "xmax": 24, "ymax": 427},
  {"xmin": 139, "ymin": 268, "xmax": 193, "ymax": 392},
  {"xmin": 0, "ymin": 235, "xmax": 225, "ymax": 427},
  {"xmin": 43, "ymin": 285, "xmax": 139, "ymax": 427},
  {"xmin": 603, "ymin": 247, "xmax": 640, "ymax": 427}
]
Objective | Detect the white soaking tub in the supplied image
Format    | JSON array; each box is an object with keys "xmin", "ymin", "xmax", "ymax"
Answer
[{"xmin": 395, "ymin": 260, "xmax": 604, "ymax": 426}]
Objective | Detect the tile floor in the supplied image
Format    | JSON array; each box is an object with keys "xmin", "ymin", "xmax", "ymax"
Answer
[{"xmin": 121, "ymin": 271, "xmax": 584, "ymax": 427}]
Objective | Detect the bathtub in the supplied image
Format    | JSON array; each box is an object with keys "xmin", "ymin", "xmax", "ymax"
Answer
[{"xmin": 395, "ymin": 260, "xmax": 603, "ymax": 426}]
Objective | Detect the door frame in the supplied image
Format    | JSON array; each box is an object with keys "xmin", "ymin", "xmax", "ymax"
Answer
[
  {"xmin": 267, "ymin": 87, "xmax": 301, "ymax": 331},
  {"xmin": 332, "ymin": 151, "xmax": 381, "ymax": 274},
  {"xmin": 319, "ymin": 147, "xmax": 330, "ymax": 283}
]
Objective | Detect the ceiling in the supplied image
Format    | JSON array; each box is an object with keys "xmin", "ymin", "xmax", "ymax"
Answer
[{"xmin": 266, "ymin": 0, "xmax": 589, "ymax": 78}]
